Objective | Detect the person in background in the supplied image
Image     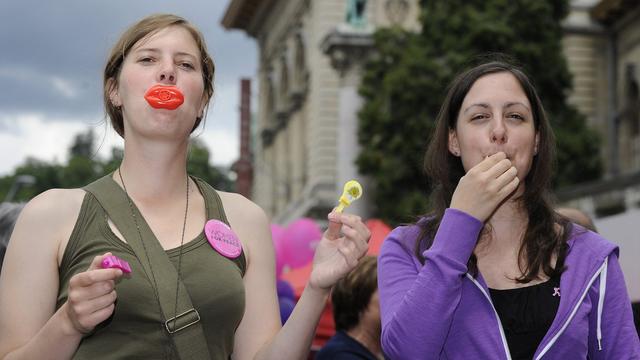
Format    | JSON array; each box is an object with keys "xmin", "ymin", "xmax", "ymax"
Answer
[
  {"xmin": 0, "ymin": 203, "xmax": 25, "ymax": 272},
  {"xmin": 556, "ymin": 207, "xmax": 597, "ymax": 232},
  {"xmin": 378, "ymin": 60, "xmax": 640, "ymax": 359},
  {"xmin": 316, "ymin": 256, "xmax": 382, "ymax": 360}
]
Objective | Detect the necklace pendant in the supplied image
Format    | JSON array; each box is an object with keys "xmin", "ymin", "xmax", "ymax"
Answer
[{"xmin": 204, "ymin": 220, "xmax": 242, "ymax": 259}]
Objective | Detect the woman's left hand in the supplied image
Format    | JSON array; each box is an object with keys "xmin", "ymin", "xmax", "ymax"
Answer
[{"xmin": 308, "ymin": 211, "xmax": 371, "ymax": 290}]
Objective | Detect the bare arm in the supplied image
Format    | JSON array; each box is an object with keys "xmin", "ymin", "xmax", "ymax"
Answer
[
  {"xmin": 253, "ymin": 211, "xmax": 370, "ymax": 360},
  {"xmin": 222, "ymin": 193, "xmax": 370, "ymax": 360},
  {"xmin": 224, "ymin": 194, "xmax": 281, "ymax": 359},
  {"xmin": 0, "ymin": 189, "xmax": 82, "ymax": 359},
  {"xmin": 0, "ymin": 189, "xmax": 122, "ymax": 360}
]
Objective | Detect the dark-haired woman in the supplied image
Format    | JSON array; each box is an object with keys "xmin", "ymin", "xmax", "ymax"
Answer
[{"xmin": 378, "ymin": 61, "xmax": 640, "ymax": 359}]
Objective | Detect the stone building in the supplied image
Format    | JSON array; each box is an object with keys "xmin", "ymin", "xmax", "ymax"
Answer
[
  {"xmin": 559, "ymin": 0, "xmax": 640, "ymax": 220},
  {"xmin": 222, "ymin": 0, "xmax": 640, "ymax": 231},
  {"xmin": 223, "ymin": 0, "xmax": 420, "ymax": 223},
  {"xmin": 563, "ymin": 0, "xmax": 640, "ymax": 178},
  {"xmin": 560, "ymin": 0, "xmax": 640, "ymax": 302}
]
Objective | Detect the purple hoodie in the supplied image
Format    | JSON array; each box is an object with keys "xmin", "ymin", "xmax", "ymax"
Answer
[{"xmin": 379, "ymin": 208, "xmax": 640, "ymax": 359}]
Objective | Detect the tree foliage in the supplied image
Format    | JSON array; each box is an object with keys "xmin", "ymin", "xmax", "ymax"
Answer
[
  {"xmin": 357, "ymin": 0, "xmax": 602, "ymax": 224},
  {"xmin": 0, "ymin": 130, "xmax": 233, "ymax": 202}
]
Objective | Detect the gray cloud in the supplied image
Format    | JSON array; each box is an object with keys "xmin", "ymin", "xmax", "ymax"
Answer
[{"xmin": 0, "ymin": 0, "xmax": 256, "ymax": 130}]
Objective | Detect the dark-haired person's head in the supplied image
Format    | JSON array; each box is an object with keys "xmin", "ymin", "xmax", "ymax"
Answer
[
  {"xmin": 556, "ymin": 207, "xmax": 598, "ymax": 232},
  {"xmin": 0, "ymin": 203, "xmax": 25, "ymax": 272},
  {"xmin": 420, "ymin": 58, "xmax": 571, "ymax": 283},
  {"xmin": 331, "ymin": 256, "xmax": 379, "ymax": 332},
  {"xmin": 556, "ymin": 207, "xmax": 597, "ymax": 232},
  {"xmin": 425, "ymin": 60, "xmax": 555, "ymax": 210}
]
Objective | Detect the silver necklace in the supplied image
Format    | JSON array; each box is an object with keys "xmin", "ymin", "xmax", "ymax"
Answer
[{"xmin": 117, "ymin": 167, "xmax": 190, "ymax": 333}]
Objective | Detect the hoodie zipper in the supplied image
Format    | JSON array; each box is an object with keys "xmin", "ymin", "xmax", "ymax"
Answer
[
  {"xmin": 534, "ymin": 259, "xmax": 608, "ymax": 359},
  {"xmin": 465, "ymin": 273, "xmax": 513, "ymax": 360}
]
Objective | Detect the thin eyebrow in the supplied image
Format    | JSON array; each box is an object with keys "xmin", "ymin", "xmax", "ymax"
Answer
[
  {"xmin": 463, "ymin": 102, "xmax": 531, "ymax": 115},
  {"xmin": 463, "ymin": 103, "xmax": 489, "ymax": 115},
  {"xmin": 504, "ymin": 101, "xmax": 531, "ymax": 112},
  {"xmin": 133, "ymin": 48, "xmax": 197, "ymax": 60}
]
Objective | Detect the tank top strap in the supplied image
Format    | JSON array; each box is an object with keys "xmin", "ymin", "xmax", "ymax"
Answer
[
  {"xmin": 191, "ymin": 176, "xmax": 247, "ymax": 276},
  {"xmin": 192, "ymin": 176, "xmax": 229, "ymax": 225}
]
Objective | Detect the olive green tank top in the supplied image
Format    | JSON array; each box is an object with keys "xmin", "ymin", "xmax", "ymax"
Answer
[{"xmin": 56, "ymin": 176, "xmax": 246, "ymax": 359}]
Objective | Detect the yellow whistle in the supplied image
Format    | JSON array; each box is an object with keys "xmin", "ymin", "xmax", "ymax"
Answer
[{"xmin": 335, "ymin": 180, "xmax": 363, "ymax": 213}]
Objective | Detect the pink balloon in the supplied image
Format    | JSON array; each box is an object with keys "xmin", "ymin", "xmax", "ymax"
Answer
[
  {"xmin": 271, "ymin": 224, "xmax": 286, "ymax": 277},
  {"xmin": 281, "ymin": 218, "xmax": 322, "ymax": 269}
]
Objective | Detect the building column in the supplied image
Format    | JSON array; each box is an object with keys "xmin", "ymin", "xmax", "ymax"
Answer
[{"xmin": 321, "ymin": 26, "xmax": 374, "ymax": 218}]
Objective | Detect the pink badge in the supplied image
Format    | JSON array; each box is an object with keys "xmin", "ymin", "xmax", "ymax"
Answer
[
  {"xmin": 204, "ymin": 220, "xmax": 242, "ymax": 259},
  {"xmin": 101, "ymin": 255, "xmax": 132, "ymax": 273}
]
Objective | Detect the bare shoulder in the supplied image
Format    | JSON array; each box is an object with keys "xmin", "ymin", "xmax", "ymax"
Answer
[
  {"xmin": 21, "ymin": 188, "xmax": 85, "ymax": 228},
  {"xmin": 16, "ymin": 188, "xmax": 86, "ymax": 257},
  {"xmin": 216, "ymin": 191, "xmax": 269, "ymax": 227},
  {"xmin": 0, "ymin": 188, "xmax": 86, "ymax": 356},
  {"xmin": 216, "ymin": 191, "xmax": 272, "ymax": 264}
]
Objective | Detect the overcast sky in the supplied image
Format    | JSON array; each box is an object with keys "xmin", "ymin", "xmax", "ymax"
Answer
[{"xmin": 0, "ymin": 0, "xmax": 256, "ymax": 176}]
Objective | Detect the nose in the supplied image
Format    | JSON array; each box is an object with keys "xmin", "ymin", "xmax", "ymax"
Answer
[
  {"xmin": 491, "ymin": 118, "xmax": 507, "ymax": 144},
  {"xmin": 157, "ymin": 62, "xmax": 176, "ymax": 84}
]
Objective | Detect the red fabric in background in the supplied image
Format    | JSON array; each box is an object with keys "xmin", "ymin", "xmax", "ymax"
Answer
[
  {"xmin": 279, "ymin": 219, "xmax": 392, "ymax": 350},
  {"xmin": 365, "ymin": 219, "xmax": 391, "ymax": 255}
]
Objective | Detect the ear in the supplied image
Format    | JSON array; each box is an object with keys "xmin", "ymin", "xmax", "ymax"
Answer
[
  {"xmin": 448, "ymin": 129, "xmax": 461, "ymax": 157},
  {"xmin": 534, "ymin": 131, "xmax": 540, "ymax": 155},
  {"xmin": 107, "ymin": 78, "xmax": 121, "ymax": 107}
]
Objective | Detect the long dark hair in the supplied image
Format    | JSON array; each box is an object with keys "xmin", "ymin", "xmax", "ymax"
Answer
[{"xmin": 417, "ymin": 60, "xmax": 571, "ymax": 283}]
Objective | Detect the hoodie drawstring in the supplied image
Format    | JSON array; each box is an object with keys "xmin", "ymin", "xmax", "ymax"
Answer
[
  {"xmin": 596, "ymin": 256, "xmax": 608, "ymax": 351},
  {"xmin": 535, "ymin": 256, "xmax": 611, "ymax": 359}
]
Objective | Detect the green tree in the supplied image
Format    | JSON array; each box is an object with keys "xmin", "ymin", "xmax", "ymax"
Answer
[
  {"xmin": 69, "ymin": 130, "xmax": 96, "ymax": 158},
  {"xmin": 62, "ymin": 156, "xmax": 99, "ymax": 188},
  {"xmin": 357, "ymin": 0, "xmax": 602, "ymax": 224},
  {"xmin": 188, "ymin": 138, "xmax": 234, "ymax": 191},
  {"xmin": 101, "ymin": 147, "xmax": 124, "ymax": 175},
  {"xmin": 1, "ymin": 130, "xmax": 233, "ymax": 201},
  {"xmin": 3, "ymin": 158, "xmax": 65, "ymax": 201}
]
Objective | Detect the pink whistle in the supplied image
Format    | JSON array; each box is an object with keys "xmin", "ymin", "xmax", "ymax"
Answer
[{"xmin": 101, "ymin": 255, "xmax": 132, "ymax": 274}]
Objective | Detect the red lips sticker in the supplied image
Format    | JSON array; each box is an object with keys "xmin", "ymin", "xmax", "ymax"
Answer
[{"xmin": 144, "ymin": 85, "xmax": 184, "ymax": 110}]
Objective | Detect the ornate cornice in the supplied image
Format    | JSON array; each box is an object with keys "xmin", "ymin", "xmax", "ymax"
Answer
[
  {"xmin": 222, "ymin": 0, "xmax": 260, "ymax": 30},
  {"xmin": 321, "ymin": 26, "xmax": 375, "ymax": 77},
  {"xmin": 592, "ymin": 0, "xmax": 639, "ymax": 25}
]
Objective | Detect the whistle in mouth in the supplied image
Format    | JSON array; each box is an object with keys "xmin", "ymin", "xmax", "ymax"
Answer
[{"xmin": 144, "ymin": 85, "xmax": 184, "ymax": 110}]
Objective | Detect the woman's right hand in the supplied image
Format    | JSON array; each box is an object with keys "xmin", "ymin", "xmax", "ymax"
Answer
[
  {"xmin": 63, "ymin": 253, "xmax": 123, "ymax": 335},
  {"xmin": 450, "ymin": 152, "xmax": 519, "ymax": 222}
]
